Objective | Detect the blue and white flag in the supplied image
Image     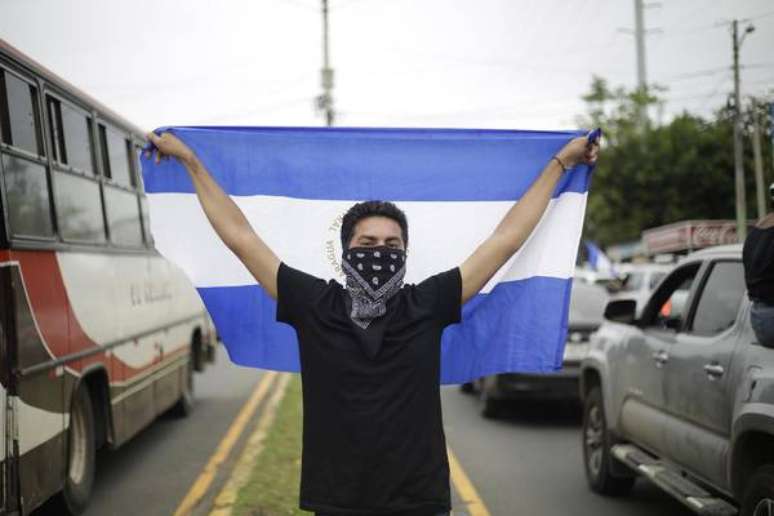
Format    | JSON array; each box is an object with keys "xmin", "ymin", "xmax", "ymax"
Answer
[
  {"xmin": 584, "ymin": 240, "xmax": 616, "ymax": 276},
  {"xmin": 141, "ymin": 126, "xmax": 593, "ymax": 384}
]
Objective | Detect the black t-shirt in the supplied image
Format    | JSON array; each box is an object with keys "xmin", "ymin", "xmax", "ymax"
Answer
[
  {"xmin": 276, "ymin": 262, "xmax": 462, "ymax": 515},
  {"xmin": 743, "ymin": 225, "xmax": 774, "ymax": 304}
]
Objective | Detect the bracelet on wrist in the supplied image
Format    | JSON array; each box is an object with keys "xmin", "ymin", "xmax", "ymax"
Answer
[{"xmin": 551, "ymin": 155, "xmax": 569, "ymax": 172}]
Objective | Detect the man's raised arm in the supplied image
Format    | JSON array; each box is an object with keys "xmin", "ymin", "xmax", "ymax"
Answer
[
  {"xmin": 459, "ymin": 135, "xmax": 599, "ymax": 304},
  {"xmin": 145, "ymin": 131, "xmax": 281, "ymax": 299}
]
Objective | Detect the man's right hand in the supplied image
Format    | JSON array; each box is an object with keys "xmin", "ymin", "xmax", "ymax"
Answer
[
  {"xmin": 144, "ymin": 128, "xmax": 281, "ymax": 298},
  {"xmin": 145, "ymin": 131, "xmax": 196, "ymax": 166}
]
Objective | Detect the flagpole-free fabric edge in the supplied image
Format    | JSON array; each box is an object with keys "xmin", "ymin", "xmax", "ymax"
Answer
[{"xmin": 140, "ymin": 126, "xmax": 594, "ymax": 200}]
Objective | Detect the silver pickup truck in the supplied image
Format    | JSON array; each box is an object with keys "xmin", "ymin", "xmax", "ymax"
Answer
[{"xmin": 579, "ymin": 244, "xmax": 774, "ymax": 516}]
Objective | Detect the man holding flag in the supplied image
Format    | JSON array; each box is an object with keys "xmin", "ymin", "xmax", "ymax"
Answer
[{"xmin": 145, "ymin": 130, "xmax": 598, "ymax": 516}]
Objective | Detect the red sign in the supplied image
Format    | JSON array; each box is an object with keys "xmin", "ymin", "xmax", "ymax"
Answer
[{"xmin": 642, "ymin": 220, "xmax": 746, "ymax": 254}]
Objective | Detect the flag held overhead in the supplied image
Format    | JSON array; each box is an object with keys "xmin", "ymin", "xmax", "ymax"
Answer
[{"xmin": 141, "ymin": 126, "xmax": 594, "ymax": 384}]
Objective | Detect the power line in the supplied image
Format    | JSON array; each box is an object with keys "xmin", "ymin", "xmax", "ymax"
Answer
[
  {"xmin": 375, "ymin": 45, "xmax": 631, "ymax": 78},
  {"xmin": 657, "ymin": 63, "xmax": 774, "ymax": 84},
  {"xmin": 660, "ymin": 9, "xmax": 774, "ymax": 41},
  {"xmin": 664, "ymin": 81, "xmax": 730, "ymax": 103},
  {"xmin": 656, "ymin": 21, "xmax": 723, "ymax": 40},
  {"xmin": 663, "ymin": 66, "xmax": 729, "ymax": 82},
  {"xmin": 748, "ymin": 9, "xmax": 774, "ymax": 21}
]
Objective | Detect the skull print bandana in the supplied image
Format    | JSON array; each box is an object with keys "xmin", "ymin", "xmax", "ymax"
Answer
[{"xmin": 342, "ymin": 246, "xmax": 407, "ymax": 329}]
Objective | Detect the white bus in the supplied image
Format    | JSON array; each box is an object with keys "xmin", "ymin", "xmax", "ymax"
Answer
[{"xmin": 0, "ymin": 40, "xmax": 218, "ymax": 515}]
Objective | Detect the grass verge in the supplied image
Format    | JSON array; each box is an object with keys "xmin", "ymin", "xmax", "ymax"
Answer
[{"xmin": 232, "ymin": 374, "xmax": 306, "ymax": 516}]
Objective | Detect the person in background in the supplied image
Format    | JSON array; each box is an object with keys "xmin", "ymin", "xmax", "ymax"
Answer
[{"xmin": 743, "ymin": 182, "xmax": 774, "ymax": 347}]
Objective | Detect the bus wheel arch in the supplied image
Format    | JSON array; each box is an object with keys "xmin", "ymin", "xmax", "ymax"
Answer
[{"xmin": 79, "ymin": 366, "xmax": 113, "ymax": 449}]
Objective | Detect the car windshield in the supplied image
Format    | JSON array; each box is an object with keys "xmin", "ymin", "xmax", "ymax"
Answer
[
  {"xmin": 621, "ymin": 272, "xmax": 645, "ymax": 292},
  {"xmin": 649, "ymin": 272, "xmax": 667, "ymax": 290}
]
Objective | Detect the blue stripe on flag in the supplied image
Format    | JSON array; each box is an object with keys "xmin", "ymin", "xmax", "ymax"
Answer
[
  {"xmin": 198, "ymin": 276, "xmax": 571, "ymax": 384},
  {"xmin": 142, "ymin": 126, "xmax": 591, "ymax": 201}
]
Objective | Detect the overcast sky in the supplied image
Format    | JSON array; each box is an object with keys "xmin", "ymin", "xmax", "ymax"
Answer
[{"xmin": 2, "ymin": 0, "xmax": 773, "ymax": 132}]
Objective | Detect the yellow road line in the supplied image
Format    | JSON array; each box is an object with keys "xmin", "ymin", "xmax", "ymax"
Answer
[
  {"xmin": 448, "ymin": 447, "xmax": 492, "ymax": 516},
  {"xmin": 209, "ymin": 373, "xmax": 292, "ymax": 516},
  {"xmin": 174, "ymin": 371, "xmax": 278, "ymax": 516}
]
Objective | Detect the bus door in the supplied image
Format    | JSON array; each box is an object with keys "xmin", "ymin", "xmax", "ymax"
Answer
[
  {"xmin": 0, "ymin": 264, "xmax": 20, "ymax": 514},
  {"xmin": 12, "ymin": 255, "xmax": 68, "ymax": 513}
]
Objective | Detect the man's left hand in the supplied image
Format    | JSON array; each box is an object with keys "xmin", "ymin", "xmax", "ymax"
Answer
[{"xmin": 556, "ymin": 134, "xmax": 600, "ymax": 169}]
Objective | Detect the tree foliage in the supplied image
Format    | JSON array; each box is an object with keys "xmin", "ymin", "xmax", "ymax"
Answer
[{"xmin": 578, "ymin": 76, "xmax": 773, "ymax": 247}]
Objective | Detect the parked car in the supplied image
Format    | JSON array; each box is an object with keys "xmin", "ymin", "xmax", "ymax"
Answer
[
  {"xmin": 609, "ymin": 263, "xmax": 673, "ymax": 317},
  {"xmin": 579, "ymin": 244, "xmax": 773, "ymax": 516},
  {"xmin": 470, "ymin": 278, "xmax": 608, "ymax": 418}
]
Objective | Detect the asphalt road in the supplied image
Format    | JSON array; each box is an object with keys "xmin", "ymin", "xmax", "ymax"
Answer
[
  {"xmin": 32, "ymin": 348, "xmax": 695, "ymax": 516},
  {"xmin": 441, "ymin": 386, "xmax": 693, "ymax": 516},
  {"xmin": 34, "ymin": 345, "xmax": 266, "ymax": 516}
]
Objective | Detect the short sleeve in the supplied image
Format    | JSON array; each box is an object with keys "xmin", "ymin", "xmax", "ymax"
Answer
[
  {"xmin": 276, "ymin": 262, "xmax": 328, "ymax": 326},
  {"xmin": 416, "ymin": 267, "xmax": 462, "ymax": 327}
]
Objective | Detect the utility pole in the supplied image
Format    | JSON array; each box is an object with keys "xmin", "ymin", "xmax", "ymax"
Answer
[
  {"xmin": 752, "ymin": 99, "xmax": 767, "ymax": 218},
  {"xmin": 770, "ymin": 102, "xmax": 774, "ymax": 189},
  {"xmin": 634, "ymin": 0, "xmax": 647, "ymax": 94},
  {"xmin": 731, "ymin": 19, "xmax": 755, "ymax": 240},
  {"xmin": 623, "ymin": 0, "xmax": 660, "ymax": 127},
  {"xmin": 316, "ymin": 0, "xmax": 335, "ymax": 126}
]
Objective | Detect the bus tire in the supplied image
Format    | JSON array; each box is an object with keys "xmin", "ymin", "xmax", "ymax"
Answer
[
  {"xmin": 172, "ymin": 355, "xmax": 195, "ymax": 417},
  {"xmin": 192, "ymin": 333, "xmax": 205, "ymax": 372},
  {"xmin": 59, "ymin": 386, "xmax": 96, "ymax": 514}
]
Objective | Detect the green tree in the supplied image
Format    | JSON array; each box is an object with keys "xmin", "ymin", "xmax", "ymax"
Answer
[{"xmin": 578, "ymin": 76, "xmax": 772, "ymax": 247}]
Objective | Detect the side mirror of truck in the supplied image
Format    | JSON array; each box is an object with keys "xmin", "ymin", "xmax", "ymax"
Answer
[{"xmin": 604, "ymin": 299, "xmax": 637, "ymax": 324}]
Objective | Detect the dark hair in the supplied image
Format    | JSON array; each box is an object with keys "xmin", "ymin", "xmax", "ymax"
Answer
[{"xmin": 341, "ymin": 200, "xmax": 409, "ymax": 249}]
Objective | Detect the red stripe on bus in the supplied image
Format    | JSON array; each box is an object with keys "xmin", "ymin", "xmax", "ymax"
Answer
[{"xmin": 4, "ymin": 251, "xmax": 194, "ymax": 382}]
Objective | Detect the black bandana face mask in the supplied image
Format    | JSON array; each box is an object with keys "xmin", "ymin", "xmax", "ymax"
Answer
[{"xmin": 342, "ymin": 246, "xmax": 406, "ymax": 329}]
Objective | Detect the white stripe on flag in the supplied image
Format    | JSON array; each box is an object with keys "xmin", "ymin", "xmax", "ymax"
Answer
[{"xmin": 148, "ymin": 192, "xmax": 586, "ymax": 292}]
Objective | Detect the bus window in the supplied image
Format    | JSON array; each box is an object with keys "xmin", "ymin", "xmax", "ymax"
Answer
[
  {"xmin": 0, "ymin": 70, "xmax": 42, "ymax": 155},
  {"xmin": 47, "ymin": 96, "xmax": 94, "ymax": 174},
  {"xmin": 99, "ymin": 124, "xmax": 133, "ymax": 187},
  {"xmin": 104, "ymin": 186, "xmax": 143, "ymax": 246},
  {"xmin": 133, "ymin": 144, "xmax": 145, "ymax": 190},
  {"xmin": 139, "ymin": 195, "xmax": 153, "ymax": 245},
  {"xmin": 0, "ymin": 154, "xmax": 54, "ymax": 237},
  {"xmin": 53, "ymin": 171, "xmax": 106, "ymax": 243},
  {"xmin": 46, "ymin": 96, "xmax": 64, "ymax": 162}
]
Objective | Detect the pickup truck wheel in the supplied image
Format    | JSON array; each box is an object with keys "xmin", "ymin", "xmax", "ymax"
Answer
[
  {"xmin": 741, "ymin": 465, "xmax": 774, "ymax": 516},
  {"xmin": 479, "ymin": 381, "xmax": 504, "ymax": 419},
  {"xmin": 460, "ymin": 382, "xmax": 475, "ymax": 394},
  {"xmin": 583, "ymin": 386, "xmax": 634, "ymax": 496},
  {"xmin": 481, "ymin": 396, "xmax": 503, "ymax": 419}
]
